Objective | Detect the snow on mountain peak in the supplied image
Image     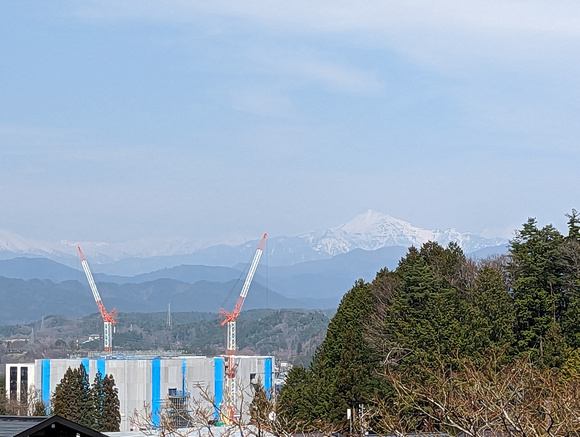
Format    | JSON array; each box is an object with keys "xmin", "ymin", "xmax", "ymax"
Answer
[
  {"xmin": 0, "ymin": 229, "xmax": 54, "ymax": 254},
  {"xmin": 340, "ymin": 210, "xmax": 400, "ymax": 233},
  {"xmin": 304, "ymin": 211, "xmax": 506, "ymax": 256},
  {"xmin": 0, "ymin": 211, "xmax": 508, "ymax": 266}
]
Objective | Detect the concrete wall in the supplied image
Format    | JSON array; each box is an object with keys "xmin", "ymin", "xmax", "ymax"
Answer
[{"xmin": 6, "ymin": 355, "xmax": 272, "ymax": 432}]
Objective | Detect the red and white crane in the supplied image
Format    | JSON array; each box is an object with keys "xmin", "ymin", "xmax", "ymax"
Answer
[
  {"xmin": 219, "ymin": 233, "xmax": 267, "ymax": 423},
  {"xmin": 78, "ymin": 246, "xmax": 117, "ymax": 353}
]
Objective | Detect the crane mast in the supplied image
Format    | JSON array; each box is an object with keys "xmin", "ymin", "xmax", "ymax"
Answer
[
  {"xmin": 219, "ymin": 233, "xmax": 267, "ymax": 423},
  {"xmin": 78, "ymin": 246, "xmax": 117, "ymax": 353}
]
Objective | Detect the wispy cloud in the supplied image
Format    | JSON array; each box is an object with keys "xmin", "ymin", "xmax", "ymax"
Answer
[{"xmin": 74, "ymin": 1, "xmax": 580, "ymax": 54}]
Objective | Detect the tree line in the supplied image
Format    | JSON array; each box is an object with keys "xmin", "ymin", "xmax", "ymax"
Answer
[
  {"xmin": 274, "ymin": 211, "xmax": 580, "ymax": 435},
  {"xmin": 0, "ymin": 366, "xmax": 120, "ymax": 433},
  {"xmin": 51, "ymin": 365, "xmax": 121, "ymax": 432}
]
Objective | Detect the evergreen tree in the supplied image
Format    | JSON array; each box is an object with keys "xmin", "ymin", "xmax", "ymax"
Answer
[
  {"xmin": 31, "ymin": 399, "xmax": 47, "ymax": 416},
  {"xmin": 566, "ymin": 209, "xmax": 580, "ymax": 239},
  {"xmin": 91, "ymin": 372, "xmax": 106, "ymax": 431},
  {"xmin": 510, "ymin": 218, "xmax": 566, "ymax": 361},
  {"xmin": 296, "ymin": 280, "xmax": 387, "ymax": 429},
  {"xmin": 277, "ymin": 213, "xmax": 580, "ymax": 433},
  {"xmin": 276, "ymin": 366, "xmax": 315, "ymax": 430},
  {"xmin": 561, "ymin": 348, "xmax": 580, "ymax": 380},
  {"xmin": 561, "ymin": 209, "xmax": 580, "ymax": 348},
  {"xmin": 101, "ymin": 375, "xmax": 121, "ymax": 432},
  {"xmin": 249, "ymin": 378, "xmax": 272, "ymax": 426},
  {"xmin": 383, "ymin": 243, "xmax": 476, "ymax": 368},
  {"xmin": 51, "ymin": 366, "xmax": 94, "ymax": 428},
  {"xmin": 470, "ymin": 265, "xmax": 515, "ymax": 359}
]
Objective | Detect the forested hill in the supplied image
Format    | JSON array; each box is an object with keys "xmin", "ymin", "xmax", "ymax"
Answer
[
  {"xmin": 277, "ymin": 211, "xmax": 580, "ymax": 435},
  {"xmin": 0, "ymin": 308, "xmax": 332, "ymax": 367},
  {"xmin": 0, "ymin": 275, "xmax": 322, "ymax": 325}
]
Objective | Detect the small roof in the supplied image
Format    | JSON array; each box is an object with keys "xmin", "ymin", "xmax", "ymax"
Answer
[
  {"xmin": 0, "ymin": 416, "xmax": 45, "ymax": 437},
  {"xmin": 0, "ymin": 415, "xmax": 108, "ymax": 437}
]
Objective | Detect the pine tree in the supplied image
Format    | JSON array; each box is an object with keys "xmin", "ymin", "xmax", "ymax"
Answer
[
  {"xmin": 51, "ymin": 366, "xmax": 119, "ymax": 431},
  {"xmin": 510, "ymin": 218, "xmax": 566, "ymax": 361},
  {"xmin": 51, "ymin": 366, "xmax": 94, "ymax": 428},
  {"xmin": 91, "ymin": 372, "xmax": 106, "ymax": 431},
  {"xmin": 308, "ymin": 280, "xmax": 386, "ymax": 428},
  {"xmin": 249, "ymin": 378, "xmax": 272, "ymax": 426},
  {"xmin": 561, "ymin": 209, "xmax": 580, "ymax": 348},
  {"xmin": 276, "ymin": 366, "xmax": 315, "ymax": 429},
  {"xmin": 470, "ymin": 265, "xmax": 515, "ymax": 359},
  {"xmin": 101, "ymin": 375, "xmax": 121, "ymax": 432},
  {"xmin": 275, "ymin": 215, "xmax": 580, "ymax": 433},
  {"xmin": 561, "ymin": 348, "xmax": 580, "ymax": 380},
  {"xmin": 383, "ymin": 243, "xmax": 476, "ymax": 368},
  {"xmin": 31, "ymin": 399, "xmax": 47, "ymax": 416},
  {"xmin": 52, "ymin": 367, "xmax": 76, "ymax": 419},
  {"xmin": 76, "ymin": 366, "xmax": 95, "ymax": 428}
]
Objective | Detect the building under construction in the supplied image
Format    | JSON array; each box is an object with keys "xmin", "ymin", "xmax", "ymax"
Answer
[
  {"xmin": 4, "ymin": 235, "xmax": 274, "ymax": 431},
  {"xmin": 5, "ymin": 354, "xmax": 273, "ymax": 432}
]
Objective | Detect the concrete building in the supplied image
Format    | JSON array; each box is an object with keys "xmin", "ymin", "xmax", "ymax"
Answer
[{"xmin": 4, "ymin": 355, "xmax": 273, "ymax": 432}]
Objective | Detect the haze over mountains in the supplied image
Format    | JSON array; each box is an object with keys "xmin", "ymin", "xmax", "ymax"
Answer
[
  {"xmin": 0, "ymin": 211, "xmax": 509, "ymax": 324},
  {"xmin": 0, "ymin": 210, "xmax": 507, "ymax": 270}
]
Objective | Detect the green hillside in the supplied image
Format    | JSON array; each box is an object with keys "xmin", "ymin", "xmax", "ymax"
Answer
[{"xmin": 0, "ymin": 308, "xmax": 331, "ymax": 369}]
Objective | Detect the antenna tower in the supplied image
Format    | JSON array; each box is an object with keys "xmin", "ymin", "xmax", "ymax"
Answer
[{"xmin": 167, "ymin": 303, "xmax": 172, "ymax": 329}]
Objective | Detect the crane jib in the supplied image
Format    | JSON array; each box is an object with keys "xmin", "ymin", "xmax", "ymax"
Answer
[
  {"xmin": 220, "ymin": 232, "xmax": 267, "ymax": 424},
  {"xmin": 77, "ymin": 245, "xmax": 117, "ymax": 352},
  {"xmin": 81, "ymin": 259, "xmax": 102, "ymax": 302}
]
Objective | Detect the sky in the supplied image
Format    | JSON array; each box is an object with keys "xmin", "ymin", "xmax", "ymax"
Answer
[{"xmin": 1, "ymin": 1, "xmax": 579, "ymax": 248}]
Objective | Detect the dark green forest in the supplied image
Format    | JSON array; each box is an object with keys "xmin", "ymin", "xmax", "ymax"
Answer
[{"xmin": 276, "ymin": 211, "xmax": 580, "ymax": 435}]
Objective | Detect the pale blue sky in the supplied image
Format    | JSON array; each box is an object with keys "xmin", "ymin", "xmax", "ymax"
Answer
[{"xmin": 1, "ymin": 1, "xmax": 579, "ymax": 247}]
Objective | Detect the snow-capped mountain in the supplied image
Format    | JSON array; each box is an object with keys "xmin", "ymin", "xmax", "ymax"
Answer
[
  {"xmin": 304, "ymin": 210, "xmax": 506, "ymax": 256},
  {"xmin": 0, "ymin": 229, "xmax": 60, "ymax": 258},
  {"xmin": 0, "ymin": 211, "xmax": 508, "ymax": 270},
  {"xmin": 0, "ymin": 231, "xmax": 209, "ymax": 264}
]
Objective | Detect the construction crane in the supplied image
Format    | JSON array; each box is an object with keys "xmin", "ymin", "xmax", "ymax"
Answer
[
  {"xmin": 78, "ymin": 246, "xmax": 117, "ymax": 353},
  {"xmin": 219, "ymin": 233, "xmax": 267, "ymax": 423}
]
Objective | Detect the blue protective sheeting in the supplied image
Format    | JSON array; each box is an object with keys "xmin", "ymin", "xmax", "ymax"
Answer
[
  {"xmin": 41, "ymin": 360, "xmax": 50, "ymax": 411},
  {"xmin": 214, "ymin": 358, "xmax": 224, "ymax": 420},
  {"xmin": 81, "ymin": 358, "xmax": 89, "ymax": 376},
  {"xmin": 182, "ymin": 358, "xmax": 186, "ymax": 393},
  {"xmin": 152, "ymin": 358, "xmax": 161, "ymax": 426},
  {"xmin": 97, "ymin": 359, "xmax": 106, "ymax": 377},
  {"xmin": 264, "ymin": 357, "xmax": 273, "ymax": 398}
]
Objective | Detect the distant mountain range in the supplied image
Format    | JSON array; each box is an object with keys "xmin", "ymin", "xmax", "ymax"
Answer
[
  {"xmin": 0, "ymin": 211, "xmax": 509, "ymax": 324},
  {"xmin": 0, "ymin": 210, "xmax": 507, "ymax": 272}
]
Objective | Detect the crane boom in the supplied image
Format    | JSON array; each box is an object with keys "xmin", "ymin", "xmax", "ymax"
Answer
[
  {"xmin": 78, "ymin": 246, "xmax": 117, "ymax": 352},
  {"xmin": 220, "ymin": 233, "xmax": 267, "ymax": 325},
  {"xmin": 218, "ymin": 233, "xmax": 267, "ymax": 424},
  {"xmin": 78, "ymin": 247, "xmax": 103, "ymax": 304}
]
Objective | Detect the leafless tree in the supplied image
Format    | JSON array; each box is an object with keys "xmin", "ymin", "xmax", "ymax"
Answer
[
  {"xmin": 380, "ymin": 355, "xmax": 580, "ymax": 436},
  {"xmin": 130, "ymin": 380, "xmax": 274, "ymax": 437},
  {"xmin": 130, "ymin": 378, "xmax": 342, "ymax": 437}
]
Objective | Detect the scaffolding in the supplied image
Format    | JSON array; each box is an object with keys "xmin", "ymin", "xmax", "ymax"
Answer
[{"xmin": 167, "ymin": 388, "xmax": 191, "ymax": 429}]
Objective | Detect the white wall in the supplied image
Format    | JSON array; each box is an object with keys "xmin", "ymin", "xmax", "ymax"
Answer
[{"xmin": 5, "ymin": 355, "xmax": 272, "ymax": 432}]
